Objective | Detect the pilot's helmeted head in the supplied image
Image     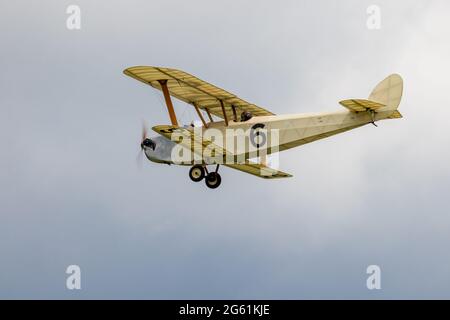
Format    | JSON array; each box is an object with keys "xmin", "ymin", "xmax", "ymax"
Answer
[{"xmin": 240, "ymin": 111, "xmax": 253, "ymax": 122}]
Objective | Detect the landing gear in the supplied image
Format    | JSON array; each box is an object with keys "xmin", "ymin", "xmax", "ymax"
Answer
[
  {"xmin": 205, "ymin": 165, "xmax": 221, "ymax": 189},
  {"xmin": 189, "ymin": 165, "xmax": 205, "ymax": 182},
  {"xmin": 188, "ymin": 164, "xmax": 222, "ymax": 189},
  {"xmin": 205, "ymin": 172, "xmax": 222, "ymax": 189}
]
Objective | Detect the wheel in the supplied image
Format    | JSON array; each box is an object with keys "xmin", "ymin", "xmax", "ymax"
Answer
[
  {"xmin": 189, "ymin": 165, "xmax": 205, "ymax": 182},
  {"xmin": 205, "ymin": 172, "xmax": 222, "ymax": 189}
]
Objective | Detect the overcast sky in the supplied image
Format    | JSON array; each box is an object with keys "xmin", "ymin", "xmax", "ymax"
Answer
[{"xmin": 1, "ymin": 0, "xmax": 450, "ymax": 299}]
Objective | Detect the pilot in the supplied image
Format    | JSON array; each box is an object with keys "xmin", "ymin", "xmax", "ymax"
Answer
[{"xmin": 240, "ymin": 111, "xmax": 253, "ymax": 122}]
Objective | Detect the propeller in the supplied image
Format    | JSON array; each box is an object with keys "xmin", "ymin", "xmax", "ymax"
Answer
[
  {"xmin": 136, "ymin": 121, "xmax": 156, "ymax": 168},
  {"xmin": 136, "ymin": 121, "xmax": 148, "ymax": 169},
  {"xmin": 140, "ymin": 121, "xmax": 148, "ymax": 149}
]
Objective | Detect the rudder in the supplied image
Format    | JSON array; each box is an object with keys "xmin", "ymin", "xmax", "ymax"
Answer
[{"xmin": 369, "ymin": 74, "xmax": 403, "ymax": 111}]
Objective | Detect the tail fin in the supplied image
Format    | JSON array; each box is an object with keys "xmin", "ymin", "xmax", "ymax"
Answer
[
  {"xmin": 369, "ymin": 74, "xmax": 403, "ymax": 112},
  {"xmin": 339, "ymin": 74, "xmax": 403, "ymax": 119}
]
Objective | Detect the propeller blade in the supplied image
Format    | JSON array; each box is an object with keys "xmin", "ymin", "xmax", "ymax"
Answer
[
  {"xmin": 141, "ymin": 120, "xmax": 148, "ymax": 143},
  {"xmin": 136, "ymin": 148, "xmax": 144, "ymax": 169},
  {"xmin": 137, "ymin": 120, "xmax": 148, "ymax": 169}
]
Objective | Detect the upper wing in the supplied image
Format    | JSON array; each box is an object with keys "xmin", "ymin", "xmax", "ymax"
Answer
[{"xmin": 124, "ymin": 66, "xmax": 275, "ymax": 120}]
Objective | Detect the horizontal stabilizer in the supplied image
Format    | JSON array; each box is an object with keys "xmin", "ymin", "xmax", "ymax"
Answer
[
  {"xmin": 339, "ymin": 74, "xmax": 404, "ymax": 117},
  {"xmin": 387, "ymin": 110, "xmax": 403, "ymax": 119},
  {"xmin": 339, "ymin": 99, "xmax": 386, "ymax": 112}
]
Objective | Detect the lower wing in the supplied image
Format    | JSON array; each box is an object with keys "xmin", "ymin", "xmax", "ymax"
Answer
[
  {"xmin": 225, "ymin": 161, "xmax": 292, "ymax": 179},
  {"xmin": 153, "ymin": 125, "xmax": 292, "ymax": 179}
]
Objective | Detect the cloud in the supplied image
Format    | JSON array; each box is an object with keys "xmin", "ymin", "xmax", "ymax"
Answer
[{"xmin": 1, "ymin": 0, "xmax": 449, "ymax": 299}]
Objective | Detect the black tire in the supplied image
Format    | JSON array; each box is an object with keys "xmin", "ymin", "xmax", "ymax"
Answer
[
  {"xmin": 189, "ymin": 165, "xmax": 205, "ymax": 182},
  {"xmin": 205, "ymin": 172, "xmax": 222, "ymax": 189}
]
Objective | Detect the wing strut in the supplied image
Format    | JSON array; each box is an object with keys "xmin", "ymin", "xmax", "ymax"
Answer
[
  {"xmin": 158, "ymin": 80, "xmax": 178, "ymax": 126},
  {"xmin": 194, "ymin": 103, "xmax": 208, "ymax": 128},
  {"xmin": 231, "ymin": 105, "xmax": 237, "ymax": 122},
  {"xmin": 204, "ymin": 107, "xmax": 214, "ymax": 123},
  {"xmin": 219, "ymin": 100, "xmax": 228, "ymax": 126}
]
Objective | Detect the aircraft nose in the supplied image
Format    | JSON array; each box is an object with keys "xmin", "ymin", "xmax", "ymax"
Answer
[{"xmin": 141, "ymin": 138, "xmax": 156, "ymax": 150}]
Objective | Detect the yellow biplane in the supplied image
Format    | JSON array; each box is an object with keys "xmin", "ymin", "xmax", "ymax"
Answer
[{"xmin": 124, "ymin": 66, "xmax": 403, "ymax": 189}]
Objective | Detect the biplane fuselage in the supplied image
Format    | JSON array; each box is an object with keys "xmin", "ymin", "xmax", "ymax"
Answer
[
  {"xmin": 126, "ymin": 66, "xmax": 403, "ymax": 189},
  {"xmin": 143, "ymin": 108, "xmax": 396, "ymax": 165}
]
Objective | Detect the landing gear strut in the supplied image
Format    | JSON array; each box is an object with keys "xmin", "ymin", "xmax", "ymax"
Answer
[{"xmin": 188, "ymin": 164, "xmax": 222, "ymax": 189}]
